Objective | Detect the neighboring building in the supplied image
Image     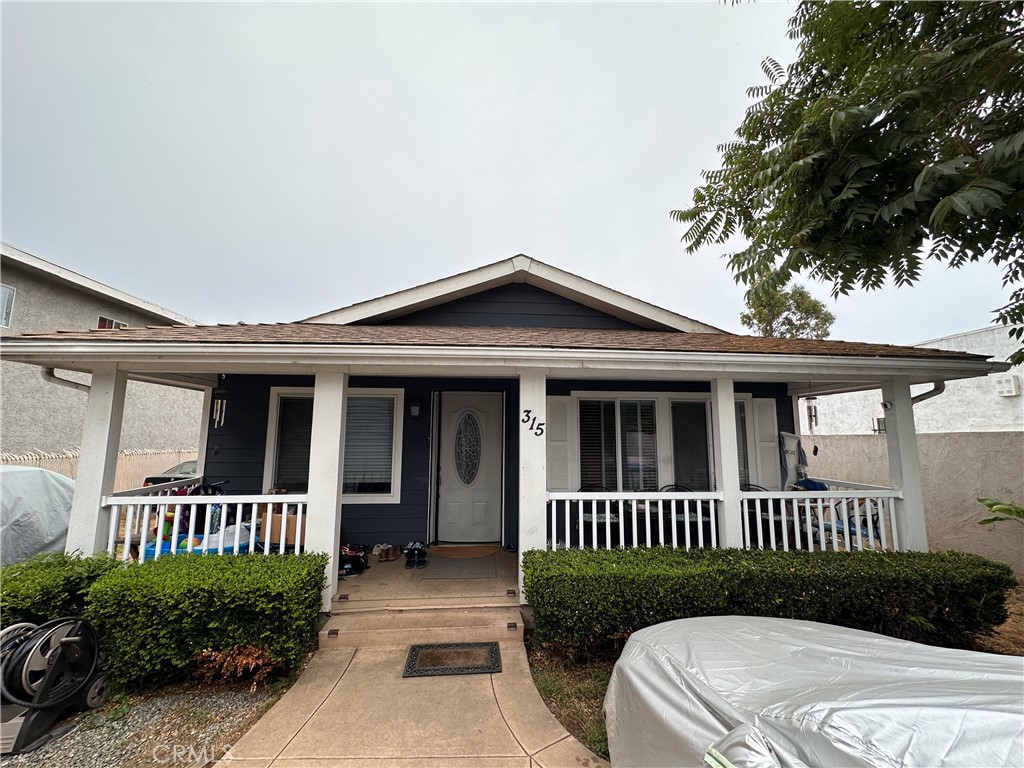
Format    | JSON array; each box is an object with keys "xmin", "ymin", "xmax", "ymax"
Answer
[
  {"xmin": 799, "ymin": 326, "xmax": 1023, "ymax": 574},
  {"xmin": 1, "ymin": 242, "xmax": 204, "ymax": 456},
  {"xmin": 2, "ymin": 255, "xmax": 1011, "ymax": 607}
]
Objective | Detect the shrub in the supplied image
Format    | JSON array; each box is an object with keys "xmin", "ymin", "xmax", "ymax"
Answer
[
  {"xmin": 0, "ymin": 552, "xmax": 120, "ymax": 626},
  {"xmin": 193, "ymin": 645, "xmax": 284, "ymax": 687},
  {"xmin": 522, "ymin": 548, "xmax": 1016, "ymax": 656},
  {"xmin": 86, "ymin": 553, "xmax": 327, "ymax": 689}
]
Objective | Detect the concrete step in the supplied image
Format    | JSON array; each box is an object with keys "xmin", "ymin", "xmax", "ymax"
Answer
[
  {"xmin": 319, "ymin": 606, "xmax": 524, "ymax": 649},
  {"xmin": 332, "ymin": 592, "xmax": 520, "ymax": 613}
]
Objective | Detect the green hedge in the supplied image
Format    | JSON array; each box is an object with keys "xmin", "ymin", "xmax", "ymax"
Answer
[
  {"xmin": 0, "ymin": 553, "xmax": 121, "ymax": 626},
  {"xmin": 86, "ymin": 553, "xmax": 327, "ymax": 689},
  {"xmin": 522, "ymin": 548, "xmax": 1016, "ymax": 655}
]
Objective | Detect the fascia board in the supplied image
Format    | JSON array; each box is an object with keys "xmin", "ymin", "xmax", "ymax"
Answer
[
  {"xmin": 300, "ymin": 254, "xmax": 725, "ymax": 333},
  {"xmin": 0, "ymin": 341, "xmax": 1003, "ymax": 382},
  {"xmin": 301, "ymin": 260, "xmax": 520, "ymax": 323},
  {"xmin": 1, "ymin": 243, "xmax": 197, "ymax": 326},
  {"xmin": 521, "ymin": 261, "xmax": 725, "ymax": 333}
]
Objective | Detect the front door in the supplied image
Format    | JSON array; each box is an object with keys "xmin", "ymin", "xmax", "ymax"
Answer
[{"xmin": 437, "ymin": 393, "xmax": 503, "ymax": 542}]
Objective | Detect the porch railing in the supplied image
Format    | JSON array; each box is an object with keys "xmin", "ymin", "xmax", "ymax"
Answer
[
  {"xmin": 546, "ymin": 480, "xmax": 904, "ymax": 553},
  {"xmin": 104, "ymin": 490, "xmax": 309, "ymax": 561},
  {"xmin": 740, "ymin": 479, "xmax": 903, "ymax": 553},
  {"xmin": 546, "ymin": 491, "xmax": 722, "ymax": 550}
]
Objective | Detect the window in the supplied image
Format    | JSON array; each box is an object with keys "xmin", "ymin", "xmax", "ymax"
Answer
[
  {"xmin": 263, "ymin": 387, "xmax": 403, "ymax": 503},
  {"xmin": 342, "ymin": 396, "xmax": 397, "ymax": 495},
  {"xmin": 97, "ymin": 316, "xmax": 127, "ymax": 329},
  {"xmin": 671, "ymin": 400, "xmax": 752, "ymax": 490},
  {"xmin": 0, "ymin": 284, "xmax": 14, "ymax": 328},
  {"xmin": 579, "ymin": 399, "xmax": 658, "ymax": 491}
]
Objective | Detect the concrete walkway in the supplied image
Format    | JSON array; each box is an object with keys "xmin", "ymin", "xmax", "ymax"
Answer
[{"xmin": 222, "ymin": 642, "xmax": 608, "ymax": 768}]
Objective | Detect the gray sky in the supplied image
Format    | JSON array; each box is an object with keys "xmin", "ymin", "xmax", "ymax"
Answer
[{"xmin": 2, "ymin": 2, "xmax": 1009, "ymax": 344}]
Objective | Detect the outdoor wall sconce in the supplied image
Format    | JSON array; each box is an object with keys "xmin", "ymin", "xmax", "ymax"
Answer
[{"xmin": 409, "ymin": 398, "xmax": 422, "ymax": 419}]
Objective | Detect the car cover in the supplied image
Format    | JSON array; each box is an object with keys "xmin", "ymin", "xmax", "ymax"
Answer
[
  {"xmin": 0, "ymin": 466, "xmax": 74, "ymax": 566},
  {"xmin": 604, "ymin": 615, "xmax": 1023, "ymax": 768}
]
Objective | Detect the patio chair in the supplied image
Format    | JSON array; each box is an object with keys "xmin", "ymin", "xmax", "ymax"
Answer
[
  {"xmin": 659, "ymin": 484, "xmax": 714, "ymax": 549},
  {"xmin": 740, "ymin": 483, "xmax": 789, "ymax": 550}
]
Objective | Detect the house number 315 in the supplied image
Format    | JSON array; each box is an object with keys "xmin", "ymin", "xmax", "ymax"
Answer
[{"xmin": 521, "ymin": 409, "xmax": 545, "ymax": 437}]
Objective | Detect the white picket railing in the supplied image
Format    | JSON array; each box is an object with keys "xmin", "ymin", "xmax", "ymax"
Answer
[
  {"xmin": 546, "ymin": 492, "xmax": 722, "ymax": 550},
  {"xmin": 741, "ymin": 479, "xmax": 902, "ymax": 552},
  {"xmin": 104, "ymin": 492, "xmax": 308, "ymax": 561}
]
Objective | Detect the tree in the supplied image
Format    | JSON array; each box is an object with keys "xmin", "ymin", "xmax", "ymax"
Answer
[
  {"xmin": 672, "ymin": 2, "xmax": 1024, "ymax": 361},
  {"xmin": 740, "ymin": 282, "xmax": 834, "ymax": 338}
]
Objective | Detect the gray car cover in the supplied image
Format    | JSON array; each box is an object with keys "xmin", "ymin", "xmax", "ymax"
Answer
[
  {"xmin": 604, "ymin": 616, "xmax": 1024, "ymax": 768},
  {"xmin": 0, "ymin": 466, "xmax": 74, "ymax": 566}
]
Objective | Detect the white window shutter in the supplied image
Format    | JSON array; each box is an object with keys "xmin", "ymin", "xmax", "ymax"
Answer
[
  {"xmin": 752, "ymin": 399, "xmax": 781, "ymax": 490},
  {"xmin": 546, "ymin": 396, "xmax": 571, "ymax": 491}
]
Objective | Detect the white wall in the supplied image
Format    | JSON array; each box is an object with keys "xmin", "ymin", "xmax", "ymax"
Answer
[{"xmin": 801, "ymin": 327, "xmax": 1023, "ymax": 436}]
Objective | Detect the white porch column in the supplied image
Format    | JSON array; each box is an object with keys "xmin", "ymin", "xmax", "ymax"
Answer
[
  {"xmin": 882, "ymin": 377, "xmax": 928, "ymax": 552},
  {"xmin": 306, "ymin": 372, "xmax": 348, "ymax": 611},
  {"xmin": 711, "ymin": 378, "xmax": 743, "ymax": 548},
  {"xmin": 67, "ymin": 364, "xmax": 127, "ymax": 555},
  {"xmin": 517, "ymin": 369, "xmax": 547, "ymax": 600}
]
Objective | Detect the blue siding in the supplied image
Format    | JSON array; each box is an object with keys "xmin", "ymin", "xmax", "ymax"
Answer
[
  {"xmin": 202, "ymin": 375, "xmax": 790, "ymax": 552},
  {"xmin": 364, "ymin": 283, "xmax": 646, "ymax": 330},
  {"xmin": 201, "ymin": 374, "xmax": 520, "ymax": 550}
]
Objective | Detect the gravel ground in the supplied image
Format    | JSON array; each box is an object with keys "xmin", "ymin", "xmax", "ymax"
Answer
[{"xmin": 4, "ymin": 683, "xmax": 281, "ymax": 768}]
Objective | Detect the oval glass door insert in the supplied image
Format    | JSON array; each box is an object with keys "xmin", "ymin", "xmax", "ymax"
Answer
[{"xmin": 454, "ymin": 412, "xmax": 482, "ymax": 485}]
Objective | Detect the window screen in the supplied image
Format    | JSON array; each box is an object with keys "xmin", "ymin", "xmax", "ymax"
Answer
[
  {"xmin": 619, "ymin": 400, "xmax": 658, "ymax": 492},
  {"xmin": 275, "ymin": 397, "xmax": 313, "ymax": 492},
  {"xmin": 671, "ymin": 401, "xmax": 711, "ymax": 490},
  {"xmin": 97, "ymin": 316, "xmax": 127, "ymax": 329},
  {"xmin": 342, "ymin": 396, "xmax": 396, "ymax": 494}
]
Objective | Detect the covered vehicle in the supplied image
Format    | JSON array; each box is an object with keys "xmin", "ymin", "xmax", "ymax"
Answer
[
  {"xmin": 0, "ymin": 466, "xmax": 74, "ymax": 566},
  {"xmin": 604, "ymin": 616, "xmax": 1023, "ymax": 768}
]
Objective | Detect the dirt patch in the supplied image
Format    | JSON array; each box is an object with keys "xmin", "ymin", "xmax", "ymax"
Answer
[{"xmin": 975, "ymin": 580, "xmax": 1024, "ymax": 656}]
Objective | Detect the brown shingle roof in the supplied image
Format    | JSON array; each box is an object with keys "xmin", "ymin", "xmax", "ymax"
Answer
[{"xmin": 6, "ymin": 323, "xmax": 986, "ymax": 361}]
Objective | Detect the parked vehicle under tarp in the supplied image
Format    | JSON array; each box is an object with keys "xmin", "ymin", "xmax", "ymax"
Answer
[
  {"xmin": 604, "ymin": 616, "xmax": 1023, "ymax": 768},
  {"xmin": 0, "ymin": 466, "xmax": 73, "ymax": 566}
]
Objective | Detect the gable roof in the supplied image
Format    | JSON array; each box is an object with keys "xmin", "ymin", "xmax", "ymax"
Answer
[
  {"xmin": 300, "ymin": 255, "xmax": 725, "ymax": 333},
  {"xmin": 1, "ymin": 242, "xmax": 196, "ymax": 326}
]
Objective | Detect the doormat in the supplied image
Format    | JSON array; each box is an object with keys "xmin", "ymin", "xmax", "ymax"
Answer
[
  {"xmin": 421, "ymin": 553, "xmax": 496, "ymax": 580},
  {"xmin": 403, "ymin": 642, "xmax": 502, "ymax": 677},
  {"xmin": 431, "ymin": 545, "xmax": 501, "ymax": 559}
]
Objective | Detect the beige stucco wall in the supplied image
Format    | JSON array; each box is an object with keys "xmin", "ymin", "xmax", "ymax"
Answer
[
  {"xmin": 805, "ymin": 433, "xmax": 1024, "ymax": 575},
  {"xmin": 1, "ymin": 260, "xmax": 202, "ymax": 454}
]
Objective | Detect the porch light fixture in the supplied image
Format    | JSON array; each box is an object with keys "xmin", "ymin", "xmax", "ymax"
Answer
[{"xmin": 408, "ymin": 398, "xmax": 422, "ymax": 419}]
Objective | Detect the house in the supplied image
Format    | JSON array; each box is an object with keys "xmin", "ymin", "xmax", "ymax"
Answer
[
  {"xmin": 1, "ymin": 243, "xmax": 204, "ymax": 465},
  {"xmin": 798, "ymin": 326, "xmax": 1023, "ymax": 574},
  {"xmin": 0, "ymin": 256, "xmax": 1011, "ymax": 608}
]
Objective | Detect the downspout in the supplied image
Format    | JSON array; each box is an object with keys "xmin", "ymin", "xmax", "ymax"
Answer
[
  {"xmin": 911, "ymin": 381, "xmax": 945, "ymax": 406},
  {"xmin": 41, "ymin": 367, "xmax": 91, "ymax": 393}
]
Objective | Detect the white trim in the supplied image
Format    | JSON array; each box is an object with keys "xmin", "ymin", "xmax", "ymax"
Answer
[
  {"xmin": 196, "ymin": 387, "xmax": 213, "ymax": 476},
  {"xmin": 262, "ymin": 386, "xmax": 405, "ymax": 504},
  {"xmin": 2, "ymin": 341, "xmax": 1004, "ymax": 385},
  {"xmin": 300, "ymin": 255, "xmax": 725, "ymax": 333},
  {"xmin": 1, "ymin": 242, "xmax": 196, "ymax": 325}
]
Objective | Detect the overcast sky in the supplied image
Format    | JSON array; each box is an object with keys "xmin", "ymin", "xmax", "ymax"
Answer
[{"xmin": 2, "ymin": 2, "xmax": 1009, "ymax": 344}]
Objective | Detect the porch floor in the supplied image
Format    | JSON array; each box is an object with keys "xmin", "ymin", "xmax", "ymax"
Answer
[{"xmin": 332, "ymin": 548, "xmax": 520, "ymax": 612}]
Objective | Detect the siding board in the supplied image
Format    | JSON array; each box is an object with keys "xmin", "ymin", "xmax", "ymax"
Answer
[{"xmin": 365, "ymin": 284, "xmax": 644, "ymax": 330}]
